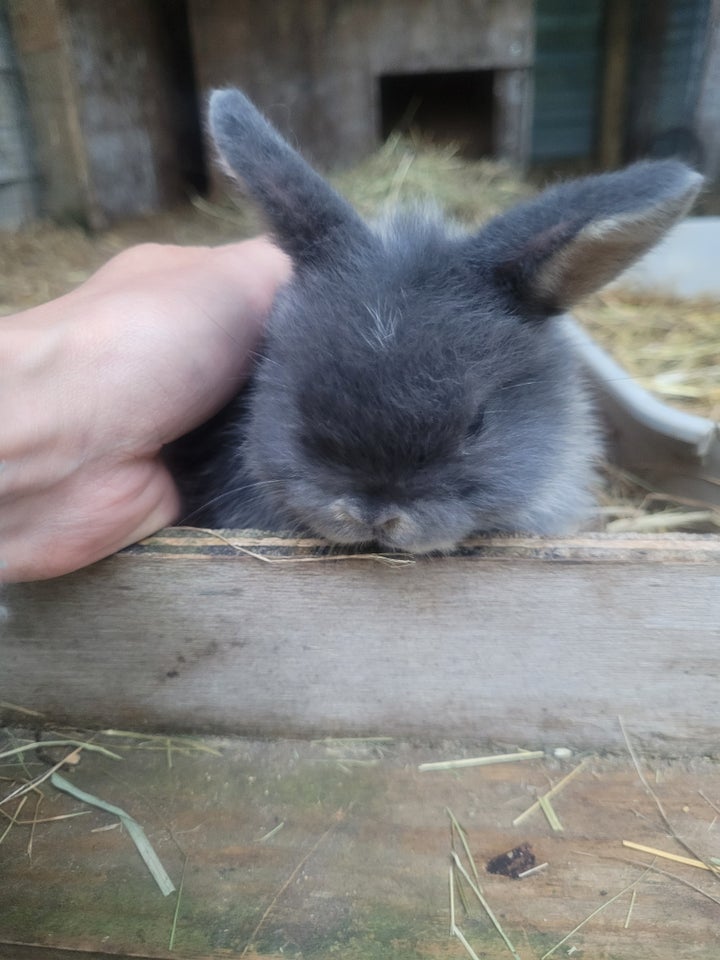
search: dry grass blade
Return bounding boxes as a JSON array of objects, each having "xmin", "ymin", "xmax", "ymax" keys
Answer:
[
  {"xmin": 698, "ymin": 790, "xmax": 720, "ymax": 816},
  {"xmin": 27, "ymin": 792, "xmax": 42, "ymax": 858},
  {"xmin": 100, "ymin": 730, "xmax": 224, "ymax": 757},
  {"xmin": 452, "ymin": 922, "xmax": 483, "ymax": 960},
  {"xmin": 1, "ymin": 747, "xmax": 84, "ymax": 806},
  {"xmin": 0, "ymin": 795, "xmax": 28, "ymax": 845},
  {"xmin": 420, "ymin": 750, "xmax": 544, "ymax": 772},
  {"xmin": 189, "ymin": 193, "xmax": 252, "ymax": 227},
  {"xmin": 446, "ymin": 807, "xmax": 481, "ymax": 885},
  {"xmin": 618, "ymin": 856, "xmax": 720, "ymax": 906},
  {"xmin": 513, "ymin": 758, "xmax": 589, "ymax": 826},
  {"xmin": 331, "ymin": 134, "xmax": 532, "ymax": 225},
  {"xmin": 540, "ymin": 865, "xmax": 654, "ymax": 959},
  {"xmin": 240, "ymin": 812, "xmax": 343, "ymax": 957},
  {"xmin": 0, "ymin": 739, "xmax": 122, "ymax": 762},
  {"xmin": 50, "ymin": 772, "xmax": 175, "ymax": 896},
  {"xmin": 191, "ymin": 528, "xmax": 415, "ymax": 566},
  {"xmin": 256, "ymin": 822, "xmax": 284, "ymax": 843},
  {"xmin": 449, "ymin": 862, "xmax": 456, "ymax": 935},
  {"xmin": 168, "ymin": 854, "xmax": 188, "ymax": 951},
  {"xmin": 0, "ymin": 701, "xmax": 45, "ymax": 718},
  {"xmin": 447, "ymin": 808, "xmax": 524, "ymax": 957},
  {"xmin": 0, "ymin": 809, "xmax": 89, "ymax": 825},
  {"xmin": 538, "ymin": 793, "xmax": 563, "ymax": 832},
  {"xmin": 451, "ymin": 851, "xmax": 523, "ymax": 960},
  {"xmin": 618, "ymin": 716, "xmax": 720, "ymax": 878},
  {"xmin": 607, "ymin": 510, "xmax": 719, "ymax": 533},
  {"xmin": 622, "ymin": 840, "xmax": 714, "ymax": 871},
  {"xmin": 624, "ymin": 889, "xmax": 637, "ymax": 929}
]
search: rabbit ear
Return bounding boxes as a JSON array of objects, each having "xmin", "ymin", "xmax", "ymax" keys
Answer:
[
  {"xmin": 209, "ymin": 89, "xmax": 372, "ymax": 266},
  {"xmin": 474, "ymin": 160, "xmax": 703, "ymax": 314}
]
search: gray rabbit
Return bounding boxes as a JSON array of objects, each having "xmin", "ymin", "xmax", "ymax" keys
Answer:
[{"xmin": 169, "ymin": 89, "xmax": 703, "ymax": 553}]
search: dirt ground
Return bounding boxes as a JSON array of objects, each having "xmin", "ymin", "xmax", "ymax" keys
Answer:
[
  {"xmin": 0, "ymin": 203, "xmax": 257, "ymax": 316},
  {"xmin": 2, "ymin": 731, "xmax": 720, "ymax": 960}
]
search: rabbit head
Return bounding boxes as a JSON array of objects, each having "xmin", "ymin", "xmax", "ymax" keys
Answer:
[{"xmin": 207, "ymin": 89, "xmax": 703, "ymax": 552}]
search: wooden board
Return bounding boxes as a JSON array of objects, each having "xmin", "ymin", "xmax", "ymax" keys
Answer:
[
  {"xmin": 8, "ymin": 0, "xmax": 189, "ymax": 226},
  {"xmin": 1, "ymin": 738, "xmax": 720, "ymax": 960},
  {"xmin": 3, "ymin": 530, "xmax": 720, "ymax": 753},
  {"xmin": 188, "ymin": 0, "xmax": 534, "ymax": 170}
]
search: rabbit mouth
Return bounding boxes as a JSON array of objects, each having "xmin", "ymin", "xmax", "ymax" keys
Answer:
[
  {"xmin": 312, "ymin": 526, "xmax": 463, "ymax": 555},
  {"xmin": 296, "ymin": 505, "xmax": 468, "ymax": 555}
]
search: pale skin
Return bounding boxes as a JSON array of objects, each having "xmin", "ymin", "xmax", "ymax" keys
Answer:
[{"xmin": 0, "ymin": 238, "xmax": 291, "ymax": 583}]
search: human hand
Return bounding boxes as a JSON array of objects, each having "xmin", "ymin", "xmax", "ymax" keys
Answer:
[{"xmin": 0, "ymin": 238, "xmax": 291, "ymax": 582}]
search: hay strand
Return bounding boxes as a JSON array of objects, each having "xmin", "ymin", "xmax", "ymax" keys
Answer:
[
  {"xmin": 420, "ymin": 750, "xmax": 544, "ymax": 772},
  {"xmin": 240, "ymin": 813, "xmax": 342, "ymax": 957},
  {"xmin": 452, "ymin": 922, "xmax": 483, "ymax": 960},
  {"xmin": 619, "ymin": 716, "xmax": 720, "ymax": 877},
  {"xmin": 619, "ymin": 856, "xmax": 720, "ymax": 906},
  {"xmin": 623, "ymin": 889, "xmax": 637, "ymax": 929},
  {"xmin": 538, "ymin": 793, "xmax": 563, "ymax": 832},
  {"xmin": 0, "ymin": 795, "xmax": 28, "ymax": 846},
  {"xmin": 50, "ymin": 773, "xmax": 175, "ymax": 896},
  {"xmin": 513, "ymin": 758, "xmax": 589, "ymax": 826},
  {"xmin": 622, "ymin": 840, "xmax": 714, "ymax": 872},
  {"xmin": 451, "ymin": 851, "xmax": 523, "ymax": 960},
  {"xmin": 187, "ymin": 528, "xmax": 416, "ymax": 566},
  {"xmin": 540, "ymin": 866, "xmax": 653, "ymax": 960},
  {"xmin": 0, "ymin": 701, "xmax": 45, "ymax": 718},
  {"xmin": 446, "ymin": 807, "xmax": 481, "ymax": 886},
  {"xmin": 168, "ymin": 854, "xmax": 188, "ymax": 950},
  {"xmin": 0, "ymin": 740, "xmax": 122, "ymax": 762},
  {"xmin": 256, "ymin": 822, "xmax": 285, "ymax": 843},
  {"xmin": 1, "ymin": 747, "xmax": 84, "ymax": 805}
]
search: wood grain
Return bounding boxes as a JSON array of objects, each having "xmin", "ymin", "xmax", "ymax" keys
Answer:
[
  {"xmin": 3, "ymin": 531, "xmax": 720, "ymax": 753},
  {"xmin": 189, "ymin": 0, "xmax": 534, "ymax": 170}
]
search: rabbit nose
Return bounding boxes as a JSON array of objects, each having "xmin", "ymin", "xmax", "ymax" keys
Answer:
[
  {"xmin": 330, "ymin": 499, "xmax": 366, "ymax": 527},
  {"xmin": 373, "ymin": 513, "xmax": 402, "ymax": 536}
]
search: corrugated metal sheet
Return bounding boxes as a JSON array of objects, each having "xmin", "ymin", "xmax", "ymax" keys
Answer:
[
  {"xmin": 0, "ymin": 1, "xmax": 38, "ymax": 229},
  {"xmin": 531, "ymin": 0, "xmax": 604, "ymax": 161},
  {"xmin": 627, "ymin": 0, "xmax": 711, "ymax": 163},
  {"xmin": 650, "ymin": 0, "xmax": 710, "ymax": 121},
  {"xmin": 532, "ymin": 0, "xmax": 712, "ymax": 166}
]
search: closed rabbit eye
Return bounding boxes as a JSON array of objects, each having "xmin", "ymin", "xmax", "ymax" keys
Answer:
[{"xmin": 465, "ymin": 407, "xmax": 486, "ymax": 438}]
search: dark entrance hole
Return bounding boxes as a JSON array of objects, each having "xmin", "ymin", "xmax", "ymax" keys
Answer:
[{"xmin": 379, "ymin": 70, "xmax": 495, "ymax": 158}]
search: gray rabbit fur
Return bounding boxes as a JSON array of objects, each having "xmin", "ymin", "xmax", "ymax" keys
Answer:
[{"xmin": 169, "ymin": 89, "xmax": 703, "ymax": 553}]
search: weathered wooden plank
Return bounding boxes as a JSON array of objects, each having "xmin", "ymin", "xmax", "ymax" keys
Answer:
[
  {"xmin": 1, "ymin": 743, "xmax": 719, "ymax": 960},
  {"xmin": 2, "ymin": 531, "xmax": 720, "ymax": 753},
  {"xmin": 598, "ymin": 0, "xmax": 633, "ymax": 170},
  {"xmin": 189, "ymin": 0, "xmax": 534, "ymax": 169},
  {"xmin": 493, "ymin": 68, "xmax": 533, "ymax": 170},
  {"xmin": 0, "ymin": 944, "xmax": 180, "ymax": 960},
  {"xmin": 8, "ymin": 0, "xmax": 189, "ymax": 226},
  {"xmin": 697, "ymin": 0, "xmax": 720, "ymax": 183}
]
